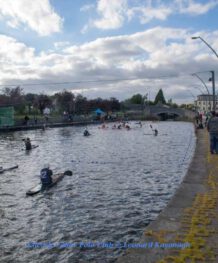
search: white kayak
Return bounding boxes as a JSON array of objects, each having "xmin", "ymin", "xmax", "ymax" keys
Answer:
[{"xmin": 26, "ymin": 170, "xmax": 72, "ymax": 196}]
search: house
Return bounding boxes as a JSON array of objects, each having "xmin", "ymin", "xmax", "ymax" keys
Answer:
[{"xmin": 195, "ymin": 94, "xmax": 218, "ymax": 113}]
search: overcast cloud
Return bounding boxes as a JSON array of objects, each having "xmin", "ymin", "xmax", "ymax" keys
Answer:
[
  {"xmin": 0, "ymin": 0, "xmax": 217, "ymax": 104},
  {"xmin": 0, "ymin": 0, "xmax": 63, "ymax": 36}
]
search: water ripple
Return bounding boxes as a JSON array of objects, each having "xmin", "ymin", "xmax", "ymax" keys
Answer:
[{"xmin": 0, "ymin": 121, "xmax": 195, "ymax": 262}]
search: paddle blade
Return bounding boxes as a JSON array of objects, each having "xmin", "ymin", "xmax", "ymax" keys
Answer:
[{"xmin": 64, "ymin": 170, "xmax": 73, "ymax": 176}]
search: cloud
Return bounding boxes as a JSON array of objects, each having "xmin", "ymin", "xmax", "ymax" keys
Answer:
[
  {"xmin": 0, "ymin": 35, "xmax": 35, "ymax": 63},
  {"xmin": 91, "ymin": 0, "xmax": 128, "ymax": 30},
  {"xmin": 54, "ymin": 41, "xmax": 71, "ymax": 49},
  {"xmin": 82, "ymin": 0, "xmax": 128, "ymax": 30},
  {"xmin": 175, "ymin": 0, "xmax": 218, "ymax": 15},
  {"xmin": 81, "ymin": 24, "xmax": 90, "ymax": 34},
  {"xmin": 127, "ymin": 0, "xmax": 218, "ymax": 24},
  {"xmin": 127, "ymin": 3, "xmax": 173, "ymax": 24},
  {"xmin": 0, "ymin": 27, "xmax": 217, "ymax": 103},
  {"xmin": 80, "ymin": 4, "xmax": 95, "ymax": 12},
  {"xmin": 82, "ymin": 0, "xmax": 218, "ymax": 31},
  {"xmin": 0, "ymin": 0, "xmax": 63, "ymax": 36}
]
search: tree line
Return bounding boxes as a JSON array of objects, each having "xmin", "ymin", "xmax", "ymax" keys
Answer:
[{"xmin": 0, "ymin": 86, "xmax": 183, "ymax": 115}]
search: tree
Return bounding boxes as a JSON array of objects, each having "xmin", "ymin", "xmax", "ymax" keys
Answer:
[
  {"xmin": 3, "ymin": 86, "xmax": 23, "ymax": 97},
  {"xmin": 154, "ymin": 89, "xmax": 166, "ymax": 105},
  {"xmin": 130, "ymin": 93, "xmax": 143, "ymax": 104},
  {"xmin": 2, "ymin": 86, "xmax": 25, "ymax": 113},
  {"xmin": 54, "ymin": 90, "xmax": 75, "ymax": 113},
  {"xmin": 109, "ymin": 97, "xmax": 120, "ymax": 111},
  {"xmin": 25, "ymin": 93, "xmax": 38, "ymax": 114},
  {"xmin": 171, "ymin": 103, "xmax": 178, "ymax": 108},
  {"xmin": 36, "ymin": 94, "xmax": 52, "ymax": 114},
  {"xmin": 180, "ymin": 104, "xmax": 187, "ymax": 109},
  {"xmin": 75, "ymin": 94, "xmax": 88, "ymax": 114}
]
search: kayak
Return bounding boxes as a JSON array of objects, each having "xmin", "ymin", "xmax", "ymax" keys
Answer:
[
  {"xmin": 26, "ymin": 170, "xmax": 72, "ymax": 196},
  {"xmin": 27, "ymin": 145, "xmax": 39, "ymax": 151},
  {"xmin": 23, "ymin": 145, "xmax": 39, "ymax": 151},
  {"xmin": 32, "ymin": 145, "xmax": 39, "ymax": 149},
  {"xmin": 0, "ymin": 165, "xmax": 18, "ymax": 174}
]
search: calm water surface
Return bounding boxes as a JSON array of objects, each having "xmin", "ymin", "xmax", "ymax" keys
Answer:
[{"xmin": 0, "ymin": 121, "xmax": 195, "ymax": 263}]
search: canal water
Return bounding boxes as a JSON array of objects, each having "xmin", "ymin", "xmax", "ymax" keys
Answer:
[{"xmin": 0, "ymin": 121, "xmax": 195, "ymax": 263}]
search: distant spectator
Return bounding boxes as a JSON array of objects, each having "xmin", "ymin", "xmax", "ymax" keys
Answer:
[
  {"xmin": 199, "ymin": 113, "xmax": 203, "ymax": 123},
  {"xmin": 68, "ymin": 114, "xmax": 73, "ymax": 121},
  {"xmin": 45, "ymin": 115, "xmax": 49, "ymax": 123},
  {"xmin": 195, "ymin": 113, "xmax": 199, "ymax": 125},
  {"xmin": 23, "ymin": 115, "xmax": 29, "ymax": 125},
  {"xmin": 205, "ymin": 113, "xmax": 210, "ymax": 127},
  {"xmin": 196, "ymin": 112, "xmax": 204, "ymax": 129},
  {"xmin": 34, "ymin": 116, "xmax": 38, "ymax": 124},
  {"xmin": 207, "ymin": 111, "xmax": 218, "ymax": 154},
  {"xmin": 63, "ymin": 111, "xmax": 68, "ymax": 121}
]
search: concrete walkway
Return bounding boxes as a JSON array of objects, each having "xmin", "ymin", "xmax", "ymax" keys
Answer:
[{"xmin": 117, "ymin": 129, "xmax": 218, "ymax": 263}]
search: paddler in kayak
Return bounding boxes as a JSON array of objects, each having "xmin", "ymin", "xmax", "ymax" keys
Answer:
[
  {"xmin": 23, "ymin": 137, "xmax": 32, "ymax": 150},
  {"xmin": 125, "ymin": 124, "xmax": 131, "ymax": 130},
  {"xmin": 138, "ymin": 121, "xmax": 142, "ymax": 128},
  {"xmin": 40, "ymin": 164, "xmax": 53, "ymax": 189},
  {"xmin": 154, "ymin": 129, "xmax": 158, "ymax": 136},
  {"xmin": 83, "ymin": 128, "xmax": 90, "ymax": 136}
]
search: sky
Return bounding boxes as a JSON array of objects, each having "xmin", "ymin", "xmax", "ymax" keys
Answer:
[{"xmin": 0, "ymin": 0, "xmax": 218, "ymax": 104}]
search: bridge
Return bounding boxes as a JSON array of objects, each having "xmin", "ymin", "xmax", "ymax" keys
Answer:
[{"xmin": 144, "ymin": 105, "xmax": 195, "ymax": 120}]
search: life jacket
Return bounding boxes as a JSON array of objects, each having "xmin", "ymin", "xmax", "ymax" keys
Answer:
[
  {"xmin": 25, "ymin": 141, "xmax": 32, "ymax": 150},
  {"xmin": 84, "ymin": 130, "xmax": 89, "ymax": 136},
  {"xmin": 40, "ymin": 168, "xmax": 53, "ymax": 185}
]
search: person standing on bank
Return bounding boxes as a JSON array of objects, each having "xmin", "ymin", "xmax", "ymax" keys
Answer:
[{"xmin": 207, "ymin": 111, "xmax": 218, "ymax": 154}]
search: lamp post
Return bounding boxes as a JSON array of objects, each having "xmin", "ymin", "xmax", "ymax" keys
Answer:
[
  {"xmin": 192, "ymin": 73, "xmax": 211, "ymax": 110},
  {"xmin": 209, "ymin": 70, "xmax": 216, "ymax": 111},
  {"xmin": 192, "ymin": 36, "xmax": 217, "ymax": 111},
  {"xmin": 191, "ymin": 73, "xmax": 210, "ymax": 94},
  {"xmin": 193, "ymin": 86, "xmax": 205, "ymax": 94},
  {"xmin": 191, "ymin": 36, "xmax": 218, "ymax": 58}
]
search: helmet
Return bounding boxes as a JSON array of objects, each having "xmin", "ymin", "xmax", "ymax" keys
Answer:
[{"xmin": 44, "ymin": 164, "xmax": 50, "ymax": 169}]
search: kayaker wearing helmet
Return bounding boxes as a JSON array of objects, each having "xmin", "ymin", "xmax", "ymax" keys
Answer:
[
  {"xmin": 84, "ymin": 128, "xmax": 90, "ymax": 136},
  {"xmin": 23, "ymin": 137, "xmax": 32, "ymax": 150},
  {"xmin": 40, "ymin": 164, "xmax": 53, "ymax": 189}
]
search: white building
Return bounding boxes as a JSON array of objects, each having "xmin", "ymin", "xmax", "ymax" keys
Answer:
[{"xmin": 195, "ymin": 94, "xmax": 218, "ymax": 113}]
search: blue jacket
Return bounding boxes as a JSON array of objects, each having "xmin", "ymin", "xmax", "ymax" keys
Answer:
[{"xmin": 40, "ymin": 168, "xmax": 53, "ymax": 185}]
